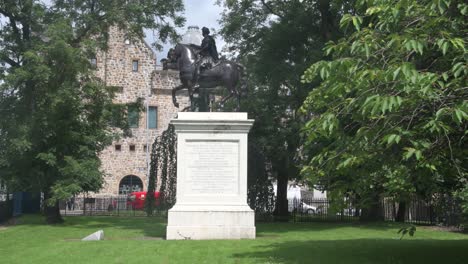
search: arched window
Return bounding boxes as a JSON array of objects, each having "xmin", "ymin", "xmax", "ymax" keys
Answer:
[{"xmin": 119, "ymin": 175, "xmax": 143, "ymax": 195}]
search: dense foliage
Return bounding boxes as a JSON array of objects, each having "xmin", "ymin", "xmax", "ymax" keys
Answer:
[
  {"xmin": 247, "ymin": 143, "xmax": 276, "ymax": 218},
  {"xmin": 218, "ymin": 0, "xmax": 345, "ymax": 217},
  {"xmin": 301, "ymin": 0, "xmax": 467, "ymax": 216},
  {"xmin": 0, "ymin": 0, "xmax": 184, "ymax": 223}
]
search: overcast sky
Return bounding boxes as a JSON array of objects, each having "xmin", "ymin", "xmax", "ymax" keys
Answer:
[{"xmin": 146, "ymin": 0, "xmax": 225, "ymax": 65}]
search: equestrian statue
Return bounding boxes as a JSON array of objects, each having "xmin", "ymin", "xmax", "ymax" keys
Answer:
[
  {"xmin": 161, "ymin": 48, "xmax": 178, "ymax": 70},
  {"xmin": 169, "ymin": 27, "xmax": 247, "ymax": 111}
]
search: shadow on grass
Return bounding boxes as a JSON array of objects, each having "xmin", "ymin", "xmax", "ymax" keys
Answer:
[
  {"xmin": 232, "ymin": 239, "xmax": 468, "ymax": 264},
  {"xmin": 256, "ymin": 221, "xmax": 406, "ymax": 235}
]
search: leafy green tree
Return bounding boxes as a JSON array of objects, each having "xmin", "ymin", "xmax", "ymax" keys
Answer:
[
  {"xmin": 0, "ymin": 0, "xmax": 184, "ymax": 223},
  {"xmin": 218, "ymin": 0, "xmax": 346, "ymax": 218},
  {"xmin": 301, "ymin": 0, "xmax": 467, "ymax": 220}
]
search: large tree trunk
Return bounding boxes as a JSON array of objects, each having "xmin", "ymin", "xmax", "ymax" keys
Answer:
[
  {"xmin": 395, "ymin": 201, "xmax": 407, "ymax": 222},
  {"xmin": 274, "ymin": 169, "xmax": 289, "ymax": 221},
  {"xmin": 5, "ymin": 186, "xmax": 13, "ymax": 220},
  {"xmin": 43, "ymin": 188, "xmax": 63, "ymax": 224},
  {"xmin": 360, "ymin": 194, "xmax": 384, "ymax": 222},
  {"xmin": 317, "ymin": 0, "xmax": 336, "ymax": 41},
  {"xmin": 273, "ymin": 156, "xmax": 290, "ymax": 221}
]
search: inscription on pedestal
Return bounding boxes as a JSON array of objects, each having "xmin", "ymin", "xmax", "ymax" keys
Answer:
[{"xmin": 185, "ymin": 140, "xmax": 239, "ymax": 195}]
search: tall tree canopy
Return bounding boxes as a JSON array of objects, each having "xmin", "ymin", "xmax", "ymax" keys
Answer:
[
  {"xmin": 0, "ymin": 0, "xmax": 184, "ymax": 223},
  {"xmin": 218, "ymin": 0, "xmax": 347, "ymax": 217},
  {"xmin": 301, "ymin": 0, "xmax": 467, "ymax": 218}
]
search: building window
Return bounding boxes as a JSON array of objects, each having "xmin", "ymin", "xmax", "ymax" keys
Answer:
[
  {"xmin": 143, "ymin": 145, "xmax": 148, "ymax": 152},
  {"xmin": 115, "ymin": 144, "xmax": 121, "ymax": 151},
  {"xmin": 119, "ymin": 175, "xmax": 143, "ymax": 195},
  {"xmin": 132, "ymin": 60, "xmax": 139, "ymax": 72},
  {"xmin": 148, "ymin": 106, "xmax": 157, "ymax": 129},
  {"xmin": 127, "ymin": 105, "xmax": 139, "ymax": 128},
  {"xmin": 129, "ymin": 145, "xmax": 136, "ymax": 151},
  {"xmin": 90, "ymin": 57, "xmax": 97, "ymax": 69}
]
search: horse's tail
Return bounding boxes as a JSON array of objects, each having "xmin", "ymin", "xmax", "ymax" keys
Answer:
[{"xmin": 236, "ymin": 63, "xmax": 248, "ymax": 96}]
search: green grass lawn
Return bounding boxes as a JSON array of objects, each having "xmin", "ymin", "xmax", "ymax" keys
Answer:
[{"xmin": 0, "ymin": 215, "xmax": 467, "ymax": 264}]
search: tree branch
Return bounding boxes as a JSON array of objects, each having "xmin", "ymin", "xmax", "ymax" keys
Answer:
[
  {"xmin": 0, "ymin": 54, "xmax": 19, "ymax": 67},
  {"xmin": 0, "ymin": 7, "xmax": 25, "ymax": 49},
  {"xmin": 260, "ymin": 0, "xmax": 284, "ymax": 19},
  {"xmin": 0, "ymin": 7, "xmax": 18, "ymax": 20},
  {"xmin": 71, "ymin": 14, "xmax": 107, "ymax": 47}
]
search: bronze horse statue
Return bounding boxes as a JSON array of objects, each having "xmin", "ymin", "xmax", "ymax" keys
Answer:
[{"xmin": 171, "ymin": 43, "xmax": 247, "ymax": 111}]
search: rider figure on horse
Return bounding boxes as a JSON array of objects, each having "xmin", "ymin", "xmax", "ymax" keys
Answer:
[
  {"xmin": 191, "ymin": 27, "xmax": 219, "ymax": 74},
  {"xmin": 171, "ymin": 29, "xmax": 245, "ymax": 111}
]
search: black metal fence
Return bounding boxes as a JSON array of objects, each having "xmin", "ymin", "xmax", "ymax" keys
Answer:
[
  {"xmin": 291, "ymin": 197, "xmax": 464, "ymax": 226},
  {"xmin": 59, "ymin": 195, "xmax": 166, "ymax": 217},
  {"xmin": 382, "ymin": 198, "xmax": 434, "ymax": 224},
  {"xmin": 58, "ymin": 195, "xmax": 464, "ymax": 228},
  {"xmin": 290, "ymin": 198, "xmax": 361, "ymax": 222},
  {"xmin": 382, "ymin": 197, "xmax": 464, "ymax": 226}
]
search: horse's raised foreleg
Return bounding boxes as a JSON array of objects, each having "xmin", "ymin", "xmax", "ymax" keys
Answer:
[{"xmin": 172, "ymin": 84, "xmax": 186, "ymax": 108}]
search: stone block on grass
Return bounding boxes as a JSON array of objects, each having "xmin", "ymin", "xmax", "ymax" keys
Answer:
[{"xmin": 82, "ymin": 230, "xmax": 104, "ymax": 241}]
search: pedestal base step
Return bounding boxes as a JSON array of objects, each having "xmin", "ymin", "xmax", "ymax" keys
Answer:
[
  {"xmin": 166, "ymin": 209, "xmax": 256, "ymax": 240},
  {"xmin": 166, "ymin": 225, "xmax": 256, "ymax": 240}
]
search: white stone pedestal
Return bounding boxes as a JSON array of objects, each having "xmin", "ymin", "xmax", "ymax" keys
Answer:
[{"xmin": 166, "ymin": 112, "xmax": 256, "ymax": 240}]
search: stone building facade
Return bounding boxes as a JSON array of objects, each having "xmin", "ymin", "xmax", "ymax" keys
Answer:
[{"xmin": 94, "ymin": 27, "xmax": 189, "ymax": 196}]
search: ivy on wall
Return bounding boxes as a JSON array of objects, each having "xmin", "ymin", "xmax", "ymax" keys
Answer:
[{"xmin": 145, "ymin": 125, "xmax": 177, "ymax": 215}]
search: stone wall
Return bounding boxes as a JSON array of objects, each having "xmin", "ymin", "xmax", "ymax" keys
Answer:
[{"xmin": 96, "ymin": 27, "xmax": 189, "ymax": 196}]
